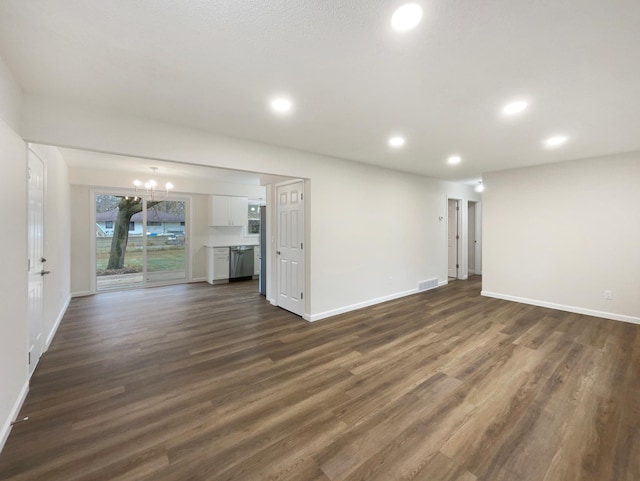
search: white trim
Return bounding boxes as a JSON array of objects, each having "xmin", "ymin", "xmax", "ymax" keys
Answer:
[
  {"xmin": 45, "ymin": 294, "xmax": 71, "ymax": 349},
  {"xmin": 89, "ymin": 188, "xmax": 97, "ymax": 294},
  {"xmin": 0, "ymin": 380, "xmax": 29, "ymax": 454},
  {"xmin": 190, "ymin": 277, "xmax": 207, "ymax": 283},
  {"xmin": 481, "ymin": 291, "xmax": 640, "ymax": 325},
  {"xmin": 438, "ymin": 279, "xmax": 448, "ymax": 287},
  {"xmin": 71, "ymin": 290, "xmax": 93, "ymax": 298},
  {"xmin": 274, "ymin": 178, "xmax": 306, "ymax": 188},
  {"xmin": 307, "ymin": 288, "xmax": 419, "ymax": 322}
]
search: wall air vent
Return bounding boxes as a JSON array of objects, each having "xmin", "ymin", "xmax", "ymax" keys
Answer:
[{"xmin": 418, "ymin": 278, "xmax": 439, "ymax": 292}]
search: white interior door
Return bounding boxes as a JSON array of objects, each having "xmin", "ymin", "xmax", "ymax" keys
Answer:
[
  {"xmin": 474, "ymin": 201, "xmax": 482, "ymax": 275},
  {"xmin": 276, "ymin": 181, "xmax": 304, "ymax": 316},
  {"xmin": 468, "ymin": 202, "xmax": 476, "ymax": 274},
  {"xmin": 27, "ymin": 149, "xmax": 45, "ymax": 376},
  {"xmin": 447, "ymin": 199, "xmax": 458, "ymax": 278}
]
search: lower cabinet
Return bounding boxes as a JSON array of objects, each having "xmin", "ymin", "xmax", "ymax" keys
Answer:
[{"xmin": 207, "ymin": 247, "xmax": 230, "ymax": 284}]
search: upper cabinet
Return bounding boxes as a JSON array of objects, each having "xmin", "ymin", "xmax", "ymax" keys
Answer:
[{"xmin": 210, "ymin": 196, "xmax": 248, "ymax": 227}]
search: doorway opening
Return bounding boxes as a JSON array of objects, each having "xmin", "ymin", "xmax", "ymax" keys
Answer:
[{"xmin": 95, "ymin": 193, "xmax": 188, "ymax": 291}]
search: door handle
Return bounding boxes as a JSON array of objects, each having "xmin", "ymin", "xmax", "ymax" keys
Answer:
[
  {"xmin": 277, "ymin": 251, "xmax": 281, "ymax": 255},
  {"xmin": 40, "ymin": 270, "xmax": 51, "ymax": 276},
  {"xmin": 41, "ymin": 257, "xmax": 47, "ymax": 263}
]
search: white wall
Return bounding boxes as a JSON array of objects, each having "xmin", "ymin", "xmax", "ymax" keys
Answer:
[
  {"xmin": 30, "ymin": 144, "xmax": 71, "ymax": 345},
  {"xmin": 306, "ymin": 166, "xmax": 480, "ymax": 319},
  {"xmin": 0, "ymin": 56, "xmax": 22, "ymax": 132},
  {"xmin": 23, "ymin": 96, "xmax": 481, "ymax": 319},
  {"xmin": 482, "ymin": 152, "xmax": 640, "ymax": 323},
  {"xmin": 69, "ymin": 186, "xmax": 92, "ymax": 295},
  {"xmin": 0, "ymin": 59, "xmax": 27, "ymax": 452},
  {"xmin": 190, "ymin": 194, "xmax": 209, "ymax": 281}
]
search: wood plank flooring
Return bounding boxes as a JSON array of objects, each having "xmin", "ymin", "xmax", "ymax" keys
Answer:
[{"xmin": 1, "ymin": 277, "xmax": 639, "ymax": 481}]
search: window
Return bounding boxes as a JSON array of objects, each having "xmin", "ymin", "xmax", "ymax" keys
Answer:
[
  {"xmin": 129, "ymin": 221, "xmax": 135, "ymax": 231},
  {"xmin": 105, "ymin": 221, "xmax": 113, "ymax": 229},
  {"xmin": 248, "ymin": 202, "xmax": 260, "ymax": 235},
  {"xmin": 147, "ymin": 222, "xmax": 161, "ymax": 226}
]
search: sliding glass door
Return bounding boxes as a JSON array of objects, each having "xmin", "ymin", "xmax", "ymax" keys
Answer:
[
  {"xmin": 145, "ymin": 199, "xmax": 187, "ymax": 284},
  {"xmin": 95, "ymin": 193, "xmax": 187, "ymax": 291}
]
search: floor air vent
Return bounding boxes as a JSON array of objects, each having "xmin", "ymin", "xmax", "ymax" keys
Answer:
[{"xmin": 418, "ymin": 278, "xmax": 439, "ymax": 291}]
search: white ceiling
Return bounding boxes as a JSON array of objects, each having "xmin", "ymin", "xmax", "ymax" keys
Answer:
[{"xmin": 2, "ymin": 0, "xmax": 640, "ymax": 182}]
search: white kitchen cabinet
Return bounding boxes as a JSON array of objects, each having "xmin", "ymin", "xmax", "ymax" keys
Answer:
[
  {"xmin": 207, "ymin": 247, "xmax": 230, "ymax": 283},
  {"xmin": 228, "ymin": 197, "xmax": 248, "ymax": 227},
  {"xmin": 210, "ymin": 196, "xmax": 248, "ymax": 227}
]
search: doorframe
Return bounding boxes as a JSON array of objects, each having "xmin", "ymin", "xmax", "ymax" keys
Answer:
[
  {"xmin": 446, "ymin": 195, "xmax": 466, "ymax": 281},
  {"xmin": 272, "ymin": 178, "xmax": 308, "ymax": 318}
]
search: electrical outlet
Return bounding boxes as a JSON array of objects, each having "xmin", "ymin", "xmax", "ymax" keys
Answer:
[{"xmin": 604, "ymin": 290, "xmax": 613, "ymax": 300}]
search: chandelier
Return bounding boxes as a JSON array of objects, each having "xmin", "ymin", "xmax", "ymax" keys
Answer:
[{"xmin": 132, "ymin": 167, "xmax": 173, "ymax": 201}]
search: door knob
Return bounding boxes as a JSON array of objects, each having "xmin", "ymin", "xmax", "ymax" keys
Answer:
[
  {"xmin": 40, "ymin": 270, "xmax": 51, "ymax": 276},
  {"xmin": 41, "ymin": 257, "xmax": 47, "ymax": 263}
]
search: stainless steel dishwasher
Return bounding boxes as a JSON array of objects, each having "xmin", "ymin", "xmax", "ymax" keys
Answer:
[{"xmin": 229, "ymin": 246, "xmax": 254, "ymax": 281}]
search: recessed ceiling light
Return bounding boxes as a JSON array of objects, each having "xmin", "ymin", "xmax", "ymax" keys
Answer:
[
  {"xmin": 447, "ymin": 155, "xmax": 462, "ymax": 165},
  {"xmin": 544, "ymin": 135, "xmax": 568, "ymax": 148},
  {"xmin": 389, "ymin": 136, "xmax": 406, "ymax": 148},
  {"xmin": 391, "ymin": 4, "xmax": 423, "ymax": 32},
  {"xmin": 271, "ymin": 98, "xmax": 292, "ymax": 113},
  {"xmin": 502, "ymin": 101, "xmax": 528, "ymax": 116}
]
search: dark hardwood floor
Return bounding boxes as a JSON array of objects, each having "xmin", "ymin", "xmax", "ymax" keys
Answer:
[{"xmin": 1, "ymin": 277, "xmax": 638, "ymax": 481}]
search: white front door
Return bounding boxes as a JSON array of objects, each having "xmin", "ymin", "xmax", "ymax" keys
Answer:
[
  {"xmin": 447, "ymin": 199, "xmax": 458, "ymax": 278},
  {"xmin": 276, "ymin": 181, "xmax": 305, "ymax": 316},
  {"xmin": 27, "ymin": 149, "xmax": 45, "ymax": 376}
]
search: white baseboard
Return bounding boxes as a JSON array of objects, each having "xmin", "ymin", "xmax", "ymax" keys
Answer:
[
  {"xmin": 190, "ymin": 277, "xmax": 207, "ymax": 283},
  {"xmin": 71, "ymin": 290, "xmax": 93, "ymax": 298},
  {"xmin": 438, "ymin": 279, "xmax": 448, "ymax": 287},
  {"xmin": 307, "ymin": 288, "xmax": 419, "ymax": 322},
  {"xmin": 0, "ymin": 380, "xmax": 29, "ymax": 454},
  {"xmin": 481, "ymin": 291, "xmax": 640, "ymax": 325},
  {"xmin": 46, "ymin": 295, "xmax": 71, "ymax": 349}
]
